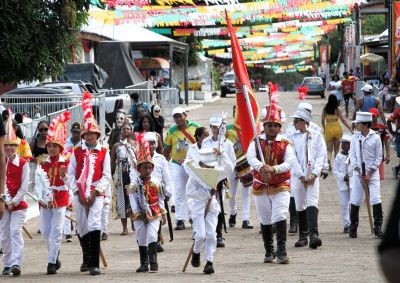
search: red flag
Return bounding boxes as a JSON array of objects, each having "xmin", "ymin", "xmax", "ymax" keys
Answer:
[{"xmin": 225, "ymin": 11, "xmax": 260, "ymax": 152}]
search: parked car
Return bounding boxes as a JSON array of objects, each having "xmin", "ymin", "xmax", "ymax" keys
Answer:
[
  {"xmin": 300, "ymin": 77, "xmax": 325, "ymax": 98},
  {"xmin": 221, "ymin": 71, "xmax": 236, "ymax": 97}
]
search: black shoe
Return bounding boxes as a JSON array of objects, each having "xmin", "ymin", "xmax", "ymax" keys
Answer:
[
  {"xmin": 11, "ymin": 265, "xmax": 21, "ymax": 276},
  {"xmin": 2, "ymin": 267, "xmax": 11, "ymax": 275},
  {"xmin": 80, "ymin": 264, "xmax": 89, "ymax": 272},
  {"xmin": 171, "ymin": 205, "xmax": 175, "ymax": 213},
  {"xmin": 229, "ymin": 214, "xmax": 236, "ymax": 228},
  {"xmin": 66, "ymin": 235, "xmax": 72, "ymax": 242},
  {"xmin": 89, "ymin": 267, "xmax": 101, "ymax": 276},
  {"xmin": 148, "ymin": 242, "xmax": 158, "ymax": 272},
  {"xmin": 175, "ymin": 220, "xmax": 185, "ymax": 230},
  {"xmin": 47, "ymin": 263, "xmax": 57, "ymax": 275},
  {"xmin": 136, "ymin": 246, "xmax": 149, "ymax": 273},
  {"xmin": 216, "ymin": 237, "xmax": 225, "ymax": 248},
  {"xmin": 101, "ymin": 233, "xmax": 108, "ymax": 241},
  {"xmin": 203, "ymin": 261, "xmax": 214, "ymax": 274},
  {"xmin": 343, "ymin": 226, "xmax": 350, "ymax": 234},
  {"xmin": 295, "ymin": 210, "xmax": 308, "ymax": 247},
  {"xmin": 157, "ymin": 242, "xmax": 164, "ymax": 253},
  {"xmin": 191, "ymin": 252, "xmax": 201, "ymax": 267},
  {"xmin": 260, "ymin": 224, "xmax": 275, "ymax": 263},
  {"xmin": 242, "ymin": 220, "xmax": 253, "ymax": 229}
]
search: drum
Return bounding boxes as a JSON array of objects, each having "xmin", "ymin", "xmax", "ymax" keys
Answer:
[{"xmin": 235, "ymin": 155, "xmax": 253, "ymax": 187}]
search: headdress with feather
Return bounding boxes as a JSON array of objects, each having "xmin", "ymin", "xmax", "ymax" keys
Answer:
[
  {"xmin": 81, "ymin": 91, "xmax": 101, "ymax": 138},
  {"xmin": 46, "ymin": 111, "xmax": 71, "ymax": 149}
]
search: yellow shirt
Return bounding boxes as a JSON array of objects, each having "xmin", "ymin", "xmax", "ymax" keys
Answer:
[
  {"xmin": 164, "ymin": 121, "xmax": 200, "ymax": 165},
  {"xmin": 225, "ymin": 124, "xmax": 243, "ymax": 159},
  {"xmin": 16, "ymin": 138, "xmax": 33, "ymax": 160}
]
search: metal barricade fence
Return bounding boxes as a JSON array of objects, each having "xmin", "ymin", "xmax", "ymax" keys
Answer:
[{"xmin": 2, "ymin": 93, "xmax": 106, "ymax": 141}]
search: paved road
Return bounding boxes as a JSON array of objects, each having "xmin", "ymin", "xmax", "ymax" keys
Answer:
[{"xmin": 3, "ymin": 92, "xmax": 396, "ymax": 282}]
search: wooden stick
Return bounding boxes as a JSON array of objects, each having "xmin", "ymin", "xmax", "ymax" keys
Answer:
[
  {"xmin": 362, "ymin": 182, "xmax": 375, "ymax": 234},
  {"xmin": 22, "ymin": 226, "xmax": 33, "ymax": 239},
  {"xmin": 182, "ymin": 197, "xmax": 213, "ymax": 273},
  {"xmin": 160, "ymin": 230, "xmax": 165, "ymax": 245}
]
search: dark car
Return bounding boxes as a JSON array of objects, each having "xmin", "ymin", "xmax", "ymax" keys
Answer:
[
  {"xmin": 301, "ymin": 77, "xmax": 325, "ymax": 98},
  {"xmin": 221, "ymin": 71, "xmax": 236, "ymax": 97}
]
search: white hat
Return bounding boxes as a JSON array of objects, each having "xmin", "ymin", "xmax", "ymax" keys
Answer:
[
  {"xmin": 153, "ymin": 105, "xmax": 161, "ymax": 111},
  {"xmin": 199, "ymin": 148, "xmax": 219, "ymax": 167},
  {"xmin": 298, "ymin": 102, "xmax": 313, "ymax": 112},
  {"xmin": 209, "ymin": 115, "xmax": 222, "ymax": 127},
  {"xmin": 172, "ymin": 107, "xmax": 186, "ymax": 116},
  {"xmin": 144, "ymin": 132, "xmax": 158, "ymax": 145},
  {"xmin": 291, "ymin": 108, "xmax": 312, "ymax": 123},
  {"xmin": 352, "ymin": 111, "xmax": 372, "ymax": 123},
  {"xmin": 361, "ymin": 84, "xmax": 373, "ymax": 93},
  {"xmin": 340, "ymin": 133, "xmax": 352, "ymax": 142}
]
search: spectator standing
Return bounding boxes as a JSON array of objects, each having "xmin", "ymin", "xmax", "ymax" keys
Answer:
[
  {"xmin": 29, "ymin": 121, "xmax": 49, "ymax": 161},
  {"xmin": 129, "ymin": 93, "xmax": 151, "ymax": 130},
  {"xmin": 135, "ymin": 114, "xmax": 163, "ymax": 154},
  {"xmin": 329, "ymin": 74, "xmax": 342, "ymax": 104},
  {"xmin": 151, "ymin": 105, "xmax": 165, "ymax": 140},
  {"xmin": 353, "ymin": 84, "xmax": 385, "ymax": 124},
  {"xmin": 381, "ymin": 78, "xmax": 391, "ymax": 111},
  {"xmin": 64, "ymin": 122, "xmax": 82, "ymax": 153},
  {"xmin": 353, "ymin": 67, "xmax": 361, "ymax": 79}
]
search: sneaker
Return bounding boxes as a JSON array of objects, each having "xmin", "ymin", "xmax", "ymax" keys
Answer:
[
  {"xmin": 175, "ymin": 220, "xmax": 185, "ymax": 230},
  {"xmin": 65, "ymin": 235, "xmax": 72, "ymax": 242},
  {"xmin": 11, "ymin": 265, "xmax": 21, "ymax": 276}
]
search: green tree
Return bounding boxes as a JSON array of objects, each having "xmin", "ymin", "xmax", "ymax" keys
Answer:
[
  {"xmin": 362, "ymin": 14, "xmax": 386, "ymax": 35},
  {"xmin": 0, "ymin": 0, "xmax": 90, "ymax": 84}
]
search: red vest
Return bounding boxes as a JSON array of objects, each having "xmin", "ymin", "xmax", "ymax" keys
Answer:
[
  {"xmin": 74, "ymin": 146, "xmax": 107, "ymax": 197},
  {"xmin": 133, "ymin": 179, "xmax": 163, "ymax": 221},
  {"xmin": 6, "ymin": 157, "xmax": 28, "ymax": 211},
  {"xmin": 253, "ymin": 138, "xmax": 291, "ymax": 195},
  {"xmin": 39, "ymin": 155, "xmax": 70, "ymax": 208}
]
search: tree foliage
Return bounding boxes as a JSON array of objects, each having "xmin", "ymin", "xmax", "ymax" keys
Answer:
[
  {"xmin": 0, "ymin": 0, "xmax": 90, "ymax": 84},
  {"xmin": 362, "ymin": 14, "xmax": 386, "ymax": 35}
]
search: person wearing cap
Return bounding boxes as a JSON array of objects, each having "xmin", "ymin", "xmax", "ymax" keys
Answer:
[
  {"xmin": 0, "ymin": 111, "xmax": 30, "ymax": 276},
  {"xmin": 353, "ymin": 83, "xmax": 385, "ymax": 125},
  {"xmin": 369, "ymin": 108, "xmax": 391, "ymax": 181},
  {"xmin": 341, "ymin": 71, "xmax": 359, "ymax": 118},
  {"xmin": 287, "ymin": 108, "xmax": 327, "ymax": 250},
  {"xmin": 322, "ymin": 94, "xmax": 353, "ymax": 171},
  {"xmin": 127, "ymin": 134, "xmax": 167, "ymax": 273},
  {"xmin": 247, "ymin": 103, "xmax": 295, "ymax": 264},
  {"xmin": 349, "ymin": 111, "xmax": 383, "ymax": 239},
  {"xmin": 184, "ymin": 146, "xmax": 234, "ymax": 274},
  {"xmin": 387, "ymin": 105, "xmax": 400, "ymax": 178},
  {"xmin": 226, "ymin": 106, "xmax": 254, "ymax": 231},
  {"xmin": 64, "ymin": 122, "xmax": 82, "ymax": 153},
  {"xmin": 151, "ymin": 105, "xmax": 165, "ymax": 141},
  {"xmin": 201, "ymin": 114, "xmax": 236, "ymax": 247},
  {"xmin": 144, "ymin": 131, "xmax": 173, "ymax": 253},
  {"xmin": 36, "ymin": 112, "xmax": 71, "ymax": 275},
  {"xmin": 284, "ymin": 102, "xmax": 329, "ymax": 235},
  {"xmin": 110, "ymin": 122, "xmax": 137, "ymax": 236},
  {"xmin": 332, "ymin": 133, "xmax": 352, "ymax": 233},
  {"xmin": 163, "ymin": 107, "xmax": 200, "ymax": 230},
  {"xmin": 67, "ymin": 92, "xmax": 111, "ymax": 276}
]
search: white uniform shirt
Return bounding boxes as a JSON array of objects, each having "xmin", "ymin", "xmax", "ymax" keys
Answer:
[
  {"xmin": 5, "ymin": 155, "xmax": 30, "ymax": 205},
  {"xmin": 333, "ymin": 152, "xmax": 351, "ymax": 191},
  {"xmin": 64, "ymin": 137, "xmax": 82, "ymax": 153},
  {"xmin": 201, "ymin": 136, "xmax": 236, "ymax": 169},
  {"xmin": 186, "ymin": 143, "xmax": 201, "ymax": 163},
  {"xmin": 284, "ymin": 121, "xmax": 321, "ymax": 138},
  {"xmin": 349, "ymin": 130, "xmax": 382, "ymax": 174},
  {"xmin": 151, "ymin": 152, "xmax": 173, "ymax": 198},
  {"xmin": 287, "ymin": 129, "xmax": 327, "ymax": 178},
  {"xmin": 246, "ymin": 134, "xmax": 295, "ymax": 173}
]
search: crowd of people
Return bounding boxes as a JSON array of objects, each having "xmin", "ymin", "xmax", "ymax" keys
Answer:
[{"xmin": 0, "ymin": 80, "xmax": 398, "ymax": 278}]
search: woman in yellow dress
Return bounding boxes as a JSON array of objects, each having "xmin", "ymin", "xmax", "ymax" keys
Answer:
[{"xmin": 321, "ymin": 94, "xmax": 353, "ymax": 170}]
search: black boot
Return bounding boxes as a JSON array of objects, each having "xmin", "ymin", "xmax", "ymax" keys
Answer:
[
  {"xmin": 47, "ymin": 263, "xmax": 57, "ymax": 275},
  {"xmin": 78, "ymin": 234, "xmax": 89, "ymax": 272},
  {"xmin": 349, "ymin": 204, "xmax": 359, "ymax": 238},
  {"xmin": 148, "ymin": 242, "xmax": 158, "ymax": 272},
  {"xmin": 191, "ymin": 252, "xmax": 201, "ymax": 267},
  {"xmin": 373, "ymin": 203, "xmax": 383, "ymax": 239},
  {"xmin": 260, "ymin": 224, "xmax": 275, "ymax": 263},
  {"xmin": 203, "ymin": 261, "xmax": 214, "ymax": 274},
  {"xmin": 136, "ymin": 246, "xmax": 149, "ymax": 272},
  {"xmin": 229, "ymin": 214, "xmax": 236, "ymax": 227},
  {"xmin": 288, "ymin": 197, "xmax": 298, "ymax": 234},
  {"xmin": 275, "ymin": 220, "xmax": 289, "ymax": 264},
  {"xmin": 216, "ymin": 213, "xmax": 225, "ymax": 248},
  {"xmin": 55, "ymin": 251, "xmax": 61, "ymax": 270},
  {"xmin": 307, "ymin": 206, "xmax": 322, "ymax": 249},
  {"xmin": 157, "ymin": 222, "xmax": 164, "ymax": 252},
  {"xmin": 88, "ymin": 230, "xmax": 101, "ymax": 276},
  {"xmin": 294, "ymin": 210, "xmax": 308, "ymax": 247}
]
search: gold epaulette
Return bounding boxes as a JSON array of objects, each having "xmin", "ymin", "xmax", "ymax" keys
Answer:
[
  {"xmin": 36, "ymin": 154, "xmax": 48, "ymax": 164},
  {"xmin": 62, "ymin": 152, "xmax": 71, "ymax": 161}
]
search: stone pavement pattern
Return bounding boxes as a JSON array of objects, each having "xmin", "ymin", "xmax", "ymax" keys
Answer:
[{"xmin": 2, "ymin": 92, "xmax": 396, "ymax": 282}]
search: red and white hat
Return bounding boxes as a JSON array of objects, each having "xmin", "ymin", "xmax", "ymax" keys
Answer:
[
  {"xmin": 4, "ymin": 109, "xmax": 19, "ymax": 145},
  {"xmin": 136, "ymin": 133, "xmax": 153, "ymax": 166},
  {"xmin": 81, "ymin": 91, "xmax": 101, "ymax": 138},
  {"xmin": 46, "ymin": 112, "xmax": 71, "ymax": 149}
]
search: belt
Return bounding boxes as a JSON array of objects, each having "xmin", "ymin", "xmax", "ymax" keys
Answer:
[{"xmin": 52, "ymin": 186, "xmax": 68, "ymax": 192}]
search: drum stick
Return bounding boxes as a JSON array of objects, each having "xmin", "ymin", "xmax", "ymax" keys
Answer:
[{"xmin": 22, "ymin": 226, "xmax": 33, "ymax": 239}]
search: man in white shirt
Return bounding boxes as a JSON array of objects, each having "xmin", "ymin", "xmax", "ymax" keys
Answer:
[{"xmin": 349, "ymin": 112, "xmax": 383, "ymax": 239}]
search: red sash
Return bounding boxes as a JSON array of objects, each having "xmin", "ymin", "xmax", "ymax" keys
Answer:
[{"xmin": 180, "ymin": 128, "xmax": 195, "ymax": 144}]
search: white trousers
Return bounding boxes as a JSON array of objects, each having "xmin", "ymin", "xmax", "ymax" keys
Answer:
[
  {"xmin": 228, "ymin": 173, "xmax": 251, "ymax": 221},
  {"xmin": 0, "ymin": 209, "xmax": 27, "ymax": 267},
  {"xmin": 338, "ymin": 190, "xmax": 351, "ymax": 227},
  {"xmin": 350, "ymin": 172, "xmax": 381, "ymax": 206},
  {"xmin": 101, "ymin": 203, "xmax": 110, "ymax": 234},
  {"xmin": 40, "ymin": 206, "xmax": 66, "ymax": 264},
  {"xmin": 170, "ymin": 163, "xmax": 189, "ymax": 222},
  {"xmin": 63, "ymin": 210, "xmax": 72, "ymax": 236},
  {"xmin": 190, "ymin": 197, "xmax": 219, "ymax": 262},
  {"xmin": 254, "ymin": 191, "xmax": 290, "ymax": 225},
  {"xmin": 134, "ymin": 219, "xmax": 160, "ymax": 246},
  {"xmin": 292, "ymin": 177, "xmax": 320, "ymax": 210},
  {"xmin": 75, "ymin": 196, "xmax": 104, "ymax": 237}
]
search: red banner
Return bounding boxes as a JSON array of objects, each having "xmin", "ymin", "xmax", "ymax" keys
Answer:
[
  {"xmin": 392, "ymin": 2, "xmax": 400, "ymax": 80},
  {"xmin": 226, "ymin": 11, "xmax": 260, "ymax": 153}
]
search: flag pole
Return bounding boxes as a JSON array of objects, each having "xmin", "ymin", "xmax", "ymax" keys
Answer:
[{"xmin": 243, "ymin": 84, "xmax": 265, "ymax": 163}]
